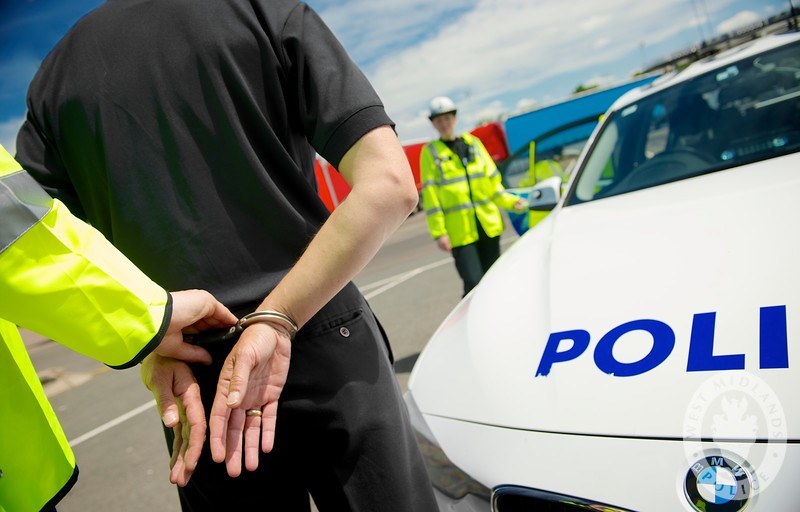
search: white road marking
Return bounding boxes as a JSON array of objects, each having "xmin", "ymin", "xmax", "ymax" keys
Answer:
[{"xmin": 69, "ymin": 400, "xmax": 156, "ymax": 447}]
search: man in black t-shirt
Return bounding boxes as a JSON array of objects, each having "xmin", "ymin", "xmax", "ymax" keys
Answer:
[{"xmin": 16, "ymin": 1, "xmax": 437, "ymax": 510}]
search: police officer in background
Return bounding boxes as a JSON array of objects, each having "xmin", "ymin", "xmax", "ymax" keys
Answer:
[{"xmin": 420, "ymin": 96, "xmax": 527, "ymax": 296}]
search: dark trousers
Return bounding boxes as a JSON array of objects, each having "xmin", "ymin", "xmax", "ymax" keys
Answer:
[
  {"xmin": 167, "ymin": 283, "xmax": 437, "ymax": 511},
  {"xmin": 451, "ymin": 222, "xmax": 501, "ymax": 296}
]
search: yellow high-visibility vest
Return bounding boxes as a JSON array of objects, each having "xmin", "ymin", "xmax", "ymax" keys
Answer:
[
  {"xmin": 420, "ymin": 133, "xmax": 519, "ymax": 247},
  {"xmin": 0, "ymin": 145, "xmax": 169, "ymax": 512}
]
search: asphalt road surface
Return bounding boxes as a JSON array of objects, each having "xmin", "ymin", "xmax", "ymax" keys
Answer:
[{"xmin": 25, "ymin": 211, "xmax": 519, "ymax": 511}]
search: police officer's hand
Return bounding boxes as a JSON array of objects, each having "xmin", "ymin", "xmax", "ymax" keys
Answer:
[
  {"xmin": 512, "ymin": 198, "xmax": 529, "ymax": 212},
  {"xmin": 140, "ymin": 354, "xmax": 206, "ymax": 487},
  {"xmin": 436, "ymin": 234, "xmax": 452, "ymax": 252},
  {"xmin": 208, "ymin": 322, "xmax": 291, "ymax": 477},
  {"xmin": 156, "ymin": 290, "xmax": 238, "ymax": 364}
]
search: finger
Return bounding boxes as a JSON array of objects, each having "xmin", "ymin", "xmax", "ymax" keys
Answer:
[
  {"xmin": 169, "ymin": 341, "xmax": 213, "ymax": 365},
  {"xmin": 180, "ymin": 381, "xmax": 206, "ymax": 474},
  {"xmin": 169, "ymin": 423, "xmax": 183, "ymax": 484},
  {"xmin": 225, "ymin": 408, "xmax": 246, "ymax": 478},
  {"xmin": 243, "ymin": 410, "xmax": 262, "ymax": 472},
  {"xmin": 176, "ymin": 406, "xmax": 193, "ymax": 487},
  {"xmin": 207, "ymin": 299, "xmax": 238, "ymax": 327},
  {"xmin": 209, "ymin": 355, "xmax": 235, "ymax": 463},
  {"xmin": 155, "ymin": 375, "xmax": 180, "ymax": 428},
  {"xmin": 261, "ymin": 400, "xmax": 279, "ymax": 453},
  {"xmin": 226, "ymin": 352, "xmax": 255, "ymax": 409}
]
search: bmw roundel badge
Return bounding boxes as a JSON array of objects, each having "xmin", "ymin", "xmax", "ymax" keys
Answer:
[{"xmin": 684, "ymin": 454, "xmax": 753, "ymax": 511}]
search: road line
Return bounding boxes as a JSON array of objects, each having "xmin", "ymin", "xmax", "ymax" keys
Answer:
[
  {"xmin": 69, "ymin": 400, "xmax": 156, "ymax": 447},
  {"xmin": 363, "ymin": 258, "xmax": 451, "ymax": 299},
  {"xmin": 67, "ymin": 236, "xmax": 518, "ymax": 447},
  {"xmin": 361, "ymin": 236, "xmax": 516, "ymax": 299}
]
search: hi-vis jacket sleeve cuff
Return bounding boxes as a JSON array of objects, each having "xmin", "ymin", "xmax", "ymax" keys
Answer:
[
  {"xmin": 0, "ymin": 186, "xmax": 170, "ymax": 369},
  {"xmin": 494, "ymin": 191, "xmax": 522, "ymax": 211}
]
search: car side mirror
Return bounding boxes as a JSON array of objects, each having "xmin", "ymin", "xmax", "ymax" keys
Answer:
[{"xmin": 528, "ymin": 176, "xmax": 562, "ymax": 211}]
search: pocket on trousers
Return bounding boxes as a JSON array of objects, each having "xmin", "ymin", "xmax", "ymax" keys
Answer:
[{"xmin": 299, "ymin": 307, "xmax": 365, "ymax": 341}]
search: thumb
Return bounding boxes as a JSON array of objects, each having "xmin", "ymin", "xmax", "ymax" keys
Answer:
[
  {"xmin": 225, "ymin": 351, "xmax": 254, "ymax": 408},
  {"xmin": 170, "ymin": 290, "xmax": 230, "ymax": 328},
  {"xmin": 156, "ymin": 379, "xmax": 180, "ymax": 427}
]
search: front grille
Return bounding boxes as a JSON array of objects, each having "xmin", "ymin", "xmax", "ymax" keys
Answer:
[{"xmin": 492, "ymin": 485, "xmax": 636, "ymax": 512}]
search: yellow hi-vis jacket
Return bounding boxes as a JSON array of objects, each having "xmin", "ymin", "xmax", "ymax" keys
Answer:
[
  {"xmin": 0, "ymin": 145, "xmax": 170, "ymax": 512},
  {"xmin": 420, "ymin": 133, "xmax": 519, "ymax": 248}
]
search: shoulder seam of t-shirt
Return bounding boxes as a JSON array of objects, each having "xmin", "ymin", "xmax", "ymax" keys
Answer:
[{"xmin": 278, "ymin": 2, "xmax": 306, "ymax": 70}]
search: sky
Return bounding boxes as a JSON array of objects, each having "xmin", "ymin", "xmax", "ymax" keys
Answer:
[{"xmin": 0, "ymin": 0, "xmax": 790, "ymax": 153}]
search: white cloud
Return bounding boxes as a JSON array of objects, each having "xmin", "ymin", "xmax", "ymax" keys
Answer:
[
  {"xmin": 593, "ymin": 37, "xmax": 612, "ymax": 49},
  {"xmin": 361, "ymin": 0, "xmax": 699, "ymax": 140},
  {"xmin": 0, "ymin": 116, "xmax": 25, "ymax": 155},
  {"xmin": 469, "ymin": 99, "xmax": 506, "ymax": 124},
  {"xmin": 715, "ymin": 11, "xmax": 760, "ymax": 35},
  {"xmin": 515, "ymin": 97, "xmax": 538, "ymax": 113}
]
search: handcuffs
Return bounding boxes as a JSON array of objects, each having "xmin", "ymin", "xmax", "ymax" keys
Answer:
[{"xmin": 185, "ymin": 310, "xmax": 298, "ymax": 347}]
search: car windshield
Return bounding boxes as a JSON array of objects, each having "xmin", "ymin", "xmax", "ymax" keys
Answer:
[
  {"xmin": 569, "ymin": 39, "xmax": 800, "ymax": 205},
  {"xmin": 501, "ymin": 118, "xmax": 598, "ymax": 189}
]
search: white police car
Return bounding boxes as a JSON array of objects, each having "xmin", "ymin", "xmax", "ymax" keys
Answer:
[{"xmin": 405, "ymin": 32, "xmax": 800, "ymax": 511}]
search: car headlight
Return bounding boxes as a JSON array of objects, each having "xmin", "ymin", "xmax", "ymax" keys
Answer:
[{"xmin": 404, "ymin": 391, "xmax": 491, "ymax": 502}]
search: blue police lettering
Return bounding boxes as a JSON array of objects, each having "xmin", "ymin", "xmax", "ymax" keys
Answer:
[
  {"xmin": 535, "ymin": 330, "xmax": 590, "ymax": 377},
  {"xmin": 535, "ymin": 306, "xmax": 789, "ymax": 377},
  {"xmin": 594, "ymin": 319, "xmax": 674, "ymax": 377}
]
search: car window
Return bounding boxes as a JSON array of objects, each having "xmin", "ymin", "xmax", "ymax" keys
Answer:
[
  {"xmin": 569, "ymin": 40, "xmax": 800, "ymax": 205},
  {"xmin": 500, "ymin": 119, "xmax": 598, "ymax": 189}
]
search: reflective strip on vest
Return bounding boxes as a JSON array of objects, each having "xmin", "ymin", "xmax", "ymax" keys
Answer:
[
  {"xmin": 441, "ymin": 196, "xmax": 497, "ymax": 215},
  {"xmin": 437, "ymin": 172, "xmax": 486, "ymax": 187},
  {"xmin": 426, "ymin": 143, "xmax": 443, "ymax": 183},
  {"xmin": 0, "ymin": 171, "xmax": 52, "ymax": 254}
]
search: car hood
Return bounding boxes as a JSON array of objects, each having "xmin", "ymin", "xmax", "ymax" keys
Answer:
[{"xmin": 409, "ymin": 154, "xmax": 800, "ymax": 440}]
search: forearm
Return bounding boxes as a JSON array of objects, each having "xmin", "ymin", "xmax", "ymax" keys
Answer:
[{"xmin": 257, "ymin": 126, "xmax": 417, "ymax": 327}]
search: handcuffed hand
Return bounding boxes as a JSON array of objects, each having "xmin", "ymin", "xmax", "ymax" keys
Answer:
[
  {"xmin": 140, "ymin": 354, "xmax": 206, "ymax": 487},
  {"xmin": 156, "ymin": 290, "xmax": 238, "ymax": 364},
  {"xmin": 209, "ymin": 322, "xmax": 292, "ymax": 477}
]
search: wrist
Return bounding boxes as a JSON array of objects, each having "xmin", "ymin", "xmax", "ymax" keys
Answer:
[
  {"xmin": 240, "ymin": 310, "xmax": 298, "ymax": 340},
  {"xmin": 242, "ymin": 321, "xmax": 292, "ymax": 341}
]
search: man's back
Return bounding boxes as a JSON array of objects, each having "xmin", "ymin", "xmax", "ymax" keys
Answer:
[{"xmin": 17, "ymin": 0, "xmax": 389, "ymax": 309}]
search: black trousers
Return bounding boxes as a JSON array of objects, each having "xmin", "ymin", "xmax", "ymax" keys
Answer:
[
  {"xmin": 167, "ymin": 283, "xmax": 437, "ymax": 511},
  {"xmin": 451, "ymin": 222, "xmax": 501, "ymax": 296}
]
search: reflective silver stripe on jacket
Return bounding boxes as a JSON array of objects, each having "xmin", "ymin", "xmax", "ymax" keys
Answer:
[
  {"xmin": 426, "ymin": 143, "xmax": 444, "ymax": 184},
  {"xmin": 0, "ymin": 170, "xmax": 52, "ymax": 254},
  {"xmin": 425, "ymin": 206, "xmax": 443, "ymax": 216},
  {"xmin": 440, "ymin": 197, "xmax": 495, "ymax": 215}
]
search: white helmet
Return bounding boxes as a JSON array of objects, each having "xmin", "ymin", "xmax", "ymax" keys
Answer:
[{"xmin": 428, "ymin": 96, "xmax": 457, "ymax": 120}]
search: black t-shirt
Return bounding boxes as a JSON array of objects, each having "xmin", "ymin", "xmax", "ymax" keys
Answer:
[{"xmin": 16, "ymin": 0, "xmax": 393, "ymax": 310}]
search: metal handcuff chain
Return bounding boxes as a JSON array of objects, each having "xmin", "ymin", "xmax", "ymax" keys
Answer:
[{"xmin": 238, "ymin": 310, "xmax": 298, "ymax": 341}]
